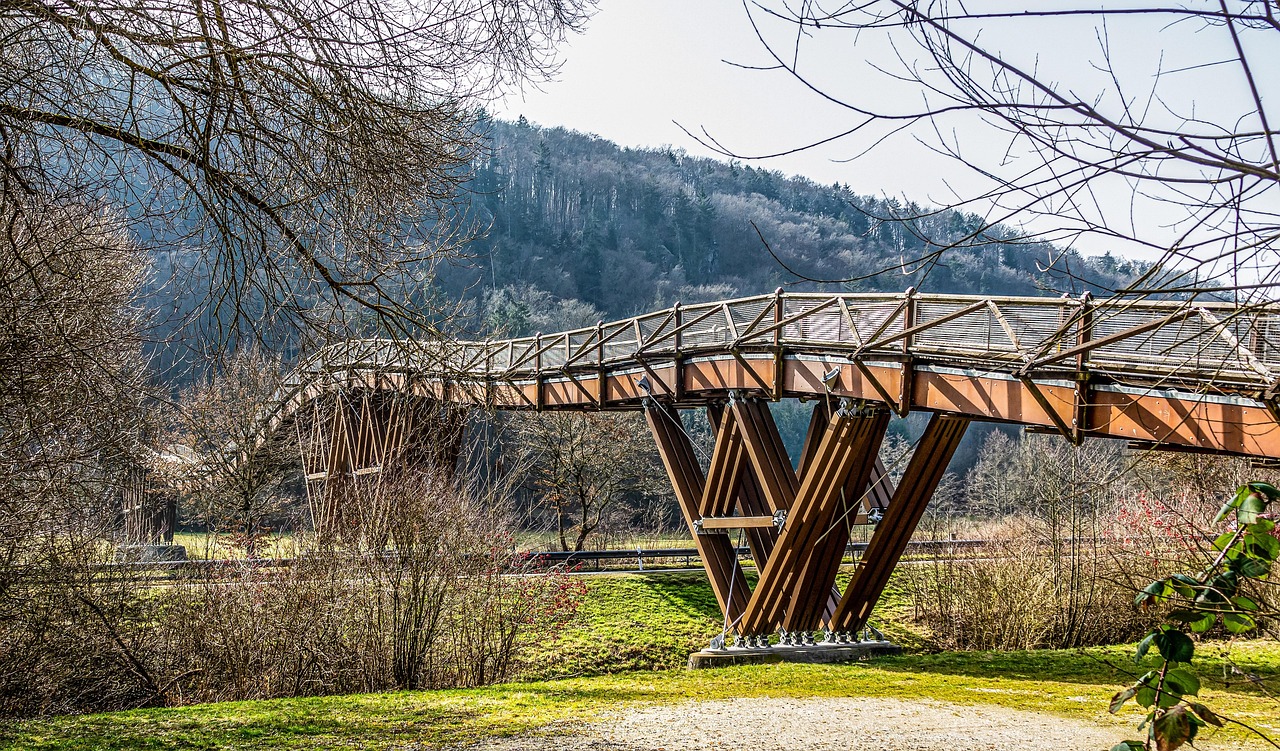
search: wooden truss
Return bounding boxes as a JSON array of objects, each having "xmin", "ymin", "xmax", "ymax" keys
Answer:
[
  {"xmin": 646, "ymin": 395, "xmax": 968, "ymax": 640},
  {"xmin": 296, "ymin": 388, "xmax": 465, "ymax": 536}
]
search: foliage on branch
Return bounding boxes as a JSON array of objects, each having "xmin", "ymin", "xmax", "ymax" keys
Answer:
[{"xmin": 1110, "ymin": 482, "xmax": 1277, "ymax": 751}]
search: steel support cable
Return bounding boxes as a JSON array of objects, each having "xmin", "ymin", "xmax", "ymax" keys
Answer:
[
  {"xmin": 709, "ymin": 429, "xmax": 919, "ymax": 645},
  {"xmin": 810, "ymin": 431, "xmax": 924, "ymax": 549},
  {"xmin": 652, "ymin": 396, "xmax": 713, "ymax": 465},
  {"xmin": 715, "ymin": 526, "xmax": 748, "ymax": 642}
]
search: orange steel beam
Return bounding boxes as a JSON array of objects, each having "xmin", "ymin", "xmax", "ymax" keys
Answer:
[
  {"xmin": 397, "ymin": 354, "xmax": 1279, "ymax": 459},
  {"xmin": 831, "ymin": 413, "xmax": 970, "ymax": 633},
  {"xmin": 644, "ymin": 401, "xmax": 751, "ymax": 624}
]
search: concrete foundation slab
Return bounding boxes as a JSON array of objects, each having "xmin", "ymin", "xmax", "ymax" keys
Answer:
[{"xmin": 688, "ymin": 640, "xmax": 902, "ymax": 669}]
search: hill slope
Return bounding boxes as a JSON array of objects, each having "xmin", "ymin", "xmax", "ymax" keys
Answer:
[{"xmin": 443, "ymin": 117, "xmax": 1141, "ymax": 334}]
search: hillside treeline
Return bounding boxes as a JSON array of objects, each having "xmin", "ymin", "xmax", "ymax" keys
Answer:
[{"xmin": 443, "ymin": 116, "xmax": 1143, "ymax": 335}]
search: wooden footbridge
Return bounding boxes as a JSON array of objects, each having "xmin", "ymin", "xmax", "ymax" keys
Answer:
[{"xmin": 268, "ymin": 289, "xmax": 1280, "ymax": 643}]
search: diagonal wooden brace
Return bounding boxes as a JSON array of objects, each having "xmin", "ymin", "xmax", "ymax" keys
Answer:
[
  {"xmin": 782, "ymin": 406, "xmax": 890, "ymax": 632},
  {"xmin": 706, "ymin": 403, "xmax": 778, "ymax": 568},
  {"xmin": 644, "ymin": 401, "xmax": 751, "ymax": 625},
  {"xmin": 738, "ymin": 402, "xmax": 890, "ymax": 635},
  {"xmin": 731, "ymin": 398, "xmax": 799, "ymax": 513},
  {"xmin": 831, "ymin": 412, "xmax": 970, "ymax": 633}
]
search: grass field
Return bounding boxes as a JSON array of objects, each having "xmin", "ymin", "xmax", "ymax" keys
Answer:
[{"xmin": 5, "ymin": 572, "xmax": 1277, "ymax": 751}]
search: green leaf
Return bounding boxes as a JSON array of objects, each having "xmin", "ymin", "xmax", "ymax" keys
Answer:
[
  {"xmin": 1136, "ymin": 579, "xmax": 1169, "ymax": 610},
  {"xmin": 1212, "ymin": 530, "xmax": 1236, "ymax": 550},
  {"xmin": 1254, "ymin": 518, "xmax": 1277, "ymax": 534},
  {"xmin": 1210, "ymin": 571, "xmax": 1240, "ymax": 599},
  {"xmin": 1234, "ymin": 557, "xmax": 1272, "ymax": 579},
  {"xmin": 1216, "ymin": 485, "xmax": 1253, "ymax": 524},
  {"xmin": 1231, "ymin": 595, "xmax": 1260, "ymax": 611},
  {"xmin": 1134, "ymin": 670, "xmax": 1159, "ymax": 708},
  {"xmin": 1214, "ymin": 501, "xmax": 1235, "ymax": 525},
  {"xmin": 1111, "ymin": 742, "xmax": 1145, "ymax": 751},
  {"xmin": 1188, "ymin": 613, "xmax": 1216, "ymax": 633},
  {"xmin": 1165, "ymin": 667, "xmax": 1201, "ymax": 697},
  {"xmin": 1238, "ymin": 492, "xmax": 1266, "ymax": 524},
  {"xmin": 1155, "ymin": 629, "xmax": 1195, "ymax": 663},
  {"xmin": 1247, "ymin": 481, "xmax": 1280, "ymax": 499},
  {"xmin": 1135, "ymin": 632, "xmax": 1157, "ymax": 663},
  {"xmin": 1244, "ymin": 530, "xmax": 1279, "ymax": 562},
  {"xmin": 1188, "ymin": 702, "xmax": 1223, "ymax": 728},
  {"xmin": 1110, "ymin": 686, "xmax": 1138, "ymax": 713},
  {"xmin": 1223, "ymin": 612, "xmax": 1257, "ymax": 634},
  {"xmin": 1169, "ymin": 574, "xmax": 1198, "ymax": 598}
]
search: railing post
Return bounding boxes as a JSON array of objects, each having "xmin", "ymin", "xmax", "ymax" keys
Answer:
[
  {"xmin": 484, "ymin": 340, "xmax": 492, "ymax": 407},
  {"xmin": 534, "ymin": 332, "xmax": 544, "ymax": 410},
  {"xmin": 1073, "ymin": 291, "xmax": 1094, "ymax": 444},
  {"xmin": 773, "ymin": 287, "xmax": 785, "ymax": 400},
  {"xmin": 673, "ymin": 301, "xmax": 685, "ymax": 402},
  {"xmin": 898, "ymin": 287, "xmax": 917, "ymax": 416},
  {"xmin": 596, "ymin": 320, "xmax": 606, "ymax": 408}
]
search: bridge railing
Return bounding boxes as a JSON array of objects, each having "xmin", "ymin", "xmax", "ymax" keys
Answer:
[{"xmin": 290, "ymin": 290, "xmax": 1280, "ymax": 396}]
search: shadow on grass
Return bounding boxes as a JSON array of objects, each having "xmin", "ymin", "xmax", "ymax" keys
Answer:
[{"xmin": 866, "ymin": 644, "xmax": 1280, "ymax": 697}]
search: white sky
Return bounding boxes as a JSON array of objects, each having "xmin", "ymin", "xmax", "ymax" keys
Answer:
[
  {"xmin": 495, "ymin": 1, "xmax": 895, "ymax": 191},
  {"xmin": 494, "ymin": 2, "xmax": 1279, "ymax": 272}
]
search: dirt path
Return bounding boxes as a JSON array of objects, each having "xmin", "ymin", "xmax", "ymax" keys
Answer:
[{"xmin": 459, "ymin": 696, "xmax": 1152, "ymax": 750}]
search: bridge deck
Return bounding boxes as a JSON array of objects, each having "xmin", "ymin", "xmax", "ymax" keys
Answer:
[
  {"xmin": 279, "ymin": 290, "xmax": 1280, "ymax": 458},
  {"xmin": 262, "ymin": 290, "xmax": 1280, "ymax": 642}
]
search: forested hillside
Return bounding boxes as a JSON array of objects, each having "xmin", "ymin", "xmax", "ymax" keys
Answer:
[
  {"xmin": 141, "ymin": 116, "xmax": 1144, "ymax": 376},
  {"xmin": 442, "ymin": 116, "xmax": 1143, "ymax": 336}
]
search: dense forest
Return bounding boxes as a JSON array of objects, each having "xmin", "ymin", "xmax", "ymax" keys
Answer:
[
  {"xmin": 443, "ymin": 116, "xmax": 1144, "ymax": 336},
  {"xmin": 141, "ymin": 116, "xmax": 1145, "ymax": 366}
]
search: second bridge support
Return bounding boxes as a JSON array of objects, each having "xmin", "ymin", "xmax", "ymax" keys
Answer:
[{"xmin": 644, "ymin": 396, "xmax": 968, "ymax": 647}]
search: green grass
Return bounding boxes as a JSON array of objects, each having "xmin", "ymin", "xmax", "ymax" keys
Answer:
[
  {"xmin": 171, "ymin": 532, "xmax": 299, "ymax": 560},
  {"xmin": 524, "ymin": 567, "xmax": 929, "ymax": 679},
  {"xmin": 5, "ymin": 571, "xmax": 1278, "ymax": 750},
  {"xmin": 7, "ymin": 644, "xmax": 1278, "ymax": 750}
]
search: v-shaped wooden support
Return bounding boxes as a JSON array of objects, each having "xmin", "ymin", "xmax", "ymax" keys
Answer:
[
  {"xmin": 644, "ymin": 396, "xmax": 899, "ymax": 638},
  {"xmin": 298, "ymin": 391, "xmax": 465, "ymax": 536},
  {"xmin": 831, "ymin": 413, "xmax": 970, "ymax": 633}
]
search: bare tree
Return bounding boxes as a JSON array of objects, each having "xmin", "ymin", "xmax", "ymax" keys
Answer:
[
  {"xmin": 0, "ymin": 195, "xmax": 161, "ymax": 715},
  {"xmin": 515, "ymin": 411, "xmax": 667, "ymax": 551},
  {"xmin": 0, "ymin": 195, "xmax": 148, "ymax": 592},
  {"xmin": 704, "ymin": 2, "xmax": 1279, "ymax": 301},
  {"xmin": 160, "ymin": 347, "xmax": 296, "ymax": 558},
  {"xmin": 1, "ymin": 0, "xmax": 597, "ymax": 346}
]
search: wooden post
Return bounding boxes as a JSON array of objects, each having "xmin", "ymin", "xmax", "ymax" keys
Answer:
[
  {"xmin": 644, "ymin": 401, "xmax": 751, "ymax": 624},
  {"xmin": 831, "ymin": 412, "xmax": 970, "ymax": 633}
]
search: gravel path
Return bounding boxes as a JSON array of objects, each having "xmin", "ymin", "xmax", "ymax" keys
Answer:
[{"xmin": 461, "ymin": 697, "xmax": 1133, "ymax": 751}]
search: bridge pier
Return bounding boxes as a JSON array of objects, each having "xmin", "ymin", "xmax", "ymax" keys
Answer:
[
  {"xmin": 296, "ymin": 389, "xmax": 466, "ymax": 539},
  {"xmin": 644, "ymin": 395, "xmax": 967, "ymax": 650}
]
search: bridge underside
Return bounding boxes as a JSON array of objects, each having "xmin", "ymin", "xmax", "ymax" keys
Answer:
[
  {"xmin": 279, "ymin": 358, "xmax": 1280, "ymax": 640},
  {"xmin": 305, "ymin": 351, "xmax": 1280, "ymax": 458}
]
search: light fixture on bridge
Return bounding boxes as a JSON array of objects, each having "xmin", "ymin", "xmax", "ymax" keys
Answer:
[
  {"xmin": 822, "ymin": 366, "xmax": 841, "ymax": 389},
  {"xmin": 636, "ymin": 374, "xmax": 652, "ymax": 395}
]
